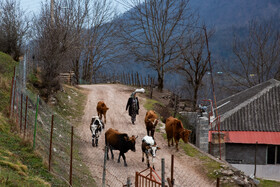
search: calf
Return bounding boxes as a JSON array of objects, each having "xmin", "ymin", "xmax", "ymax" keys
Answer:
[
  {"xmin": 165, "ymin": 116, "xmax": 191, "ymax": 151},
  {"xmin": 90, "ymin": 116, "xmax": 104, "ymax": 147},
  {"xmin": 105, "ymin": 128, "xmax": 137, "ymax": 167},
  {"xmin": 142, "ymin": 135, "xmax": 160, "ymax": 169},
  {"xmin": 97, "ymin": 101, "xmax": 109, "ymax": 124},
  {"xmin": 144, "ymin": 110, "xmax": 159, "ymax": 139}
]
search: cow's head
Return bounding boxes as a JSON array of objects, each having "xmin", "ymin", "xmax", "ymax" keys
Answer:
[
  {"xmin": 125, "ymin": 135, "xmax": 138, "ymax": 152},
  {"xmin": 180, "ymin": 129, "xmax": 192, "ymax": 143},
  {"xmin": 90, "ymin": 116, "xmax": 104, "ymax": 135},
  {"xmin": 149, "ymin": 118, "xmax": 158, "ymax": 129},
  {"xmin": 146, "ymin": 142, "xmax": 160, "ymax": 158}
]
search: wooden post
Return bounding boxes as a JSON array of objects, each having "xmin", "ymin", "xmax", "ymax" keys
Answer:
[
  {"xmin": 254, "ymin": 141, "xmax": 258, "ymax": 177},
  {"xmin": 9, "ymin": 76, "xmax": 15, "ymax": 118},
  {"xmin": 131, "ymin": 73, "xmax": 134, "ymax": 86},
  {"xmin": 135, "ymin": 172, "xmax": 139, "ymax": 187},
  {"xmin": 48, "ymin": 115, "xmax": 54, "ymax": 171},
  {"xmin": 216, "ymin": 177, "xmax": 220, "ymax": 187},
  {"xmin": 69, "ymin": 126, "xmax": 74, "ymax": 186},
  {"xmin": 161, "ymin": 158, "xmax": 165, "ymax": 187},
  {"xmin": 171, "ymin": 155, "xmax": 174, "ymax": 185},
  {"xmin": 24, "ymin": 96, "xmax": 28, "ymax": 139}
]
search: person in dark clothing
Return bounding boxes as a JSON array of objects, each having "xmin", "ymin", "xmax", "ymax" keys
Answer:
[{"xmin": 126, "ymin": 92, "xmax": 140, "ymax": 124}]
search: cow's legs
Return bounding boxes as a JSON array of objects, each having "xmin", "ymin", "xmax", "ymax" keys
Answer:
[
  {"xmin": 146, "ymin": 153, "xmax": 150, "ymax": 168},
  {"xmin": 117, "ymin": 152, "xmax": 121, "ymax": 163},
  {"xmin": 171, "ymin": 138, "xmax": 174, "ymax": 146},
  {"xmin": 104, "ymin": 114, "xmax": 106, "ymax": 124},
  {"xmin": 146, "ymin": 129, "xmax": 150, "ymax": 136},
  {"xmin": 92, "ymin": 135, "xmax": 95, "ymax": 147},
  {"xmin": 151, "ymin": 130, "xmax": 155, "ymax": 139},
  {"xmin": 121, "ymin": 153, "xmax": 127, "ymax": 167},
  {"xmin": 142, "ymin": 152, "xmax": 145, "ymax": 162},
  {"xmin": 175, "ymin": 140, "xmax": 179, "ymax": 151},
  {"xmin": 95, "ymin": 138, "xmax": 98, "ymax": 147},
  {"xmin": 110, "ymin": 147, "xmax": 114, "ymax": 160}
]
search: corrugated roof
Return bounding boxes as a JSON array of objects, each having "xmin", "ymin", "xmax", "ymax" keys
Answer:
[
  {"xmin": 209, "ymin": 131, "xmax": 280, "ymax": 145},
  {"xmin": 213, "ymin": 79, "xmax": 280, "ymax": 131}
]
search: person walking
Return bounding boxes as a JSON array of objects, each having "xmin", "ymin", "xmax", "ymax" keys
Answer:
[{"xmin": 126, "ymin": 92, "xmax": 140, "ymax": 125}]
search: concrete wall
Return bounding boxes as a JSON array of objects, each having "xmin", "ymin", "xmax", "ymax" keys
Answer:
[
  {"xmin": 196, "ymin": 116, "xmax": 209, "ymax": 153},
  {"xmin": 232, "ymin": 164, "xmax": 280, "ymax": 181},
  {"xmin": 209, "ymin": 132, "xmax": 226, "ymax": 160},
  {"xmin": 226, "ymin": 143, "xmax": 267, "ymax": 164}
]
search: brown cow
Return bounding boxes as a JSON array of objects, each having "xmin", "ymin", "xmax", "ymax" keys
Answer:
[
  {"xmin": 105, "ymin": 128, "xmax": 137, "ymax": 167},
  {"xmin": 165, "ymin": 116, "xmax": 191, "ymax": 151},
  {"xmin": 96, "ymin": 101, "xmax": 109, "ymax": 124},
  {"xmin": 144, "ymin": 110, "xmax": 159, "ymax": 139}
]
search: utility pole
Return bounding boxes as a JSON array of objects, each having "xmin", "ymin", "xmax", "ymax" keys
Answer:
[{"xmin": 51, "ymin": 0, "xmax": 54, "ymax": 25}]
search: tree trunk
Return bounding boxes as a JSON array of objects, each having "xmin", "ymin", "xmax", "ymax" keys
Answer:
[
  {"xmin": 158, "ymin": 72, "xmax": 164, "ymax": 92},
  {"xmin": 192, "ymin": 86, "xmax": 199, "ymax": 112}
]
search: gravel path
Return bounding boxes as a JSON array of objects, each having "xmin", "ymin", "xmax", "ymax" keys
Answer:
[{"xmin": 77, "ymin": 84, "xmax": 215, "ymax": 187}]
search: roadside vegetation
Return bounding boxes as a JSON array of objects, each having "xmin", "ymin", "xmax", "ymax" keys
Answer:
[{"xmin": 0, "ymin": 52, "xmax": 96, "ymax": 186}]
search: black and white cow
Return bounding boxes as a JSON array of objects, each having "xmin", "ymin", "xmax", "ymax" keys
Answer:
[
  {"xmin": 141, "ymin": 135, "xmax": 160, "ymax": 169},
  {"xmin": 90, "ymin": 116, "xmax": 104, "ymax": 147}
]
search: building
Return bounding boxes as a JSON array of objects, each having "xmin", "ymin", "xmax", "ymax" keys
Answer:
[{"xmin": 211, "ymin": 79, "xmax": 280, "ymax": 165}]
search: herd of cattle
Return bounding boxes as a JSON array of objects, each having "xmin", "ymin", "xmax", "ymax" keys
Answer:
[{"xmin": 90, "ymin": 101, "xmax": 192, "ymax": 168}]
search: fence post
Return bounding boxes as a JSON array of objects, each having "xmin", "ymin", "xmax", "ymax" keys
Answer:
[
  {"xmin": 49, "ymin": 115, "xmax": 54, "ymax": 171},
  {"xmin": 171, "ymin": 155, "xmax": 174, "ymax": 185},
  {"xmin": 20, "ymin": 93, "xmax": 23, "ymax": 133},
  {"xmin": 33, "ymin": 95, "xmax": 40, "ymax": 150},
  {"xmin": 161, "ymin": 158, "xmax": 165, "ymax": 187},
  {"xmin": 102, "ymin": 146, "xmax": 108, "ymax": 187},
  {"xmin": 12, "ymin": 79, "xmax": 17, "ymax": 118},
  {"xmin": 24, "ymin": 96, "xmax": 28, "ymax": 139},
  {"xmin": 135, "ymin": 172, "xmax": 138, "ymax": 187},
  {"xmin": 69, "ymin": 126, "xmax": 74, "ymax": 186},
  {"xmin": 216, "ymin": 177, "xmax": 220, "ymax": 187},
  {"xmin": 9, "ymin": 76, "xmax": 15, "ymax": 118},
  {"xmin": 127, "ymin": 177, "xmax": 131, "ymax": 187},
  {"xmin": 254, "ymin": 141, "xmax": 258, "ymax": 177}
]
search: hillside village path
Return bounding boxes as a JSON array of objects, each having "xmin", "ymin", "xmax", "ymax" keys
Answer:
[{"xmin": 78, "ymin": 84, "xmax": 215, "ymax": 187}]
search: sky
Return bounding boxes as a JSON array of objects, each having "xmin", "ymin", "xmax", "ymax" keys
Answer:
[{"xmin": 19, "ymin": 0, "xmax": 129, "ymax": 16}]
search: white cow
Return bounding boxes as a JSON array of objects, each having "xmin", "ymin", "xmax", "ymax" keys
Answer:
[
  {"xmin": 90, "ymin": 116, "xmax": 104, "ymax": 147},
  {"xmin": 141, "ymin": 135, "xmax": 160, "ymax": 169}
]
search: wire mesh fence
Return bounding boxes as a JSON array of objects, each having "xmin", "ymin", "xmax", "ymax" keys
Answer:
[{"xmin": 8, "ymin": 62, "xmax": 89, "ymax": 186}]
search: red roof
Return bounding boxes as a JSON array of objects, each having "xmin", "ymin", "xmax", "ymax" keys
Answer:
[{"xmin": 209, "ymin": 131, "xmax": 280, "ymax": 145}]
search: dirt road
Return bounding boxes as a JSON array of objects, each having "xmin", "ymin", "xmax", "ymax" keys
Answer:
[{"xmin": 78, "ymin": 84, "xmax": 215, "ymax": 187}]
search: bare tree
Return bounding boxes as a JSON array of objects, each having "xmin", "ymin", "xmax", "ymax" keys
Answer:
[
  {"xmin": 81, "ymin": 0, "xmax": 117, "ymax": 83},
  {"xmin": 119, "ymin": 0, "xmax": 196, "ymax": 91},
  {"xmin": 228, "ymin": 20, "xmax": 280, "ymax": 89},
  {"xmin": 33, "ymin": 0, "xmax": 90, "ymax": 100},
  {"xmin": 176, "ymin": 27, "xmax": 212, "ymax": 111},
  {"xmin": 0, "ymin": 0, "xmax": 29, "ymax": 61}
]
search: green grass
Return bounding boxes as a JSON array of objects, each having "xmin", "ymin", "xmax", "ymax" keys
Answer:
[
  {"xmin": 0, "ymin": 52, "xmax": 18, "ymax": 113},
  {"xmin": 180, "ymin": 140, "xmax": 222, "ymax": 179},
  {"xmin": 52, "ymin": 84, "xmax": 87, "ymax": 123},
  {"xmin": 143, "ymin": 98, "xmax": 161, "ymax": 110},
  {"xmin": 258, "ymin": 179, "xmax": 280, "ymax": 187},
  {"xmin": 0, "ymin": 115, "xmax": 62, "ymax": 186}
]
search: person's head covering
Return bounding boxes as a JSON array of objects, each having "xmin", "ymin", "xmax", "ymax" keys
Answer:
[{"xmin": 130, "ymin": 92, "xmax": 136, "ymax": 98}]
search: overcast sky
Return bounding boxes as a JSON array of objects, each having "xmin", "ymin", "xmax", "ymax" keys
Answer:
[{"xmin": 19, "ymin": 0, "xmax": 129, "ymax": 16}]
